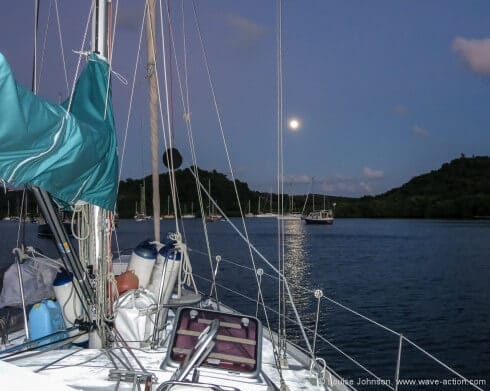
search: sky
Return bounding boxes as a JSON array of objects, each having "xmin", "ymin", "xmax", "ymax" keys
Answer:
[{"xmin": 1, "ymin": 1, "xmax": 490, "ymax": 197}]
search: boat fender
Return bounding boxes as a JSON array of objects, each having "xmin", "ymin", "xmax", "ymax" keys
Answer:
[
  {"xmin": 115, "ymin": 270, "xmax": 139, "ymax": 295},
  {"xmin": 127, "ymin": 242, "xmax": 158, "ymax": 288},
  {"xmin": 52, "ymin": 270, "xmax": 89, "ymax": 346},
  {"xmin": 53, "ymin": 269, "xmax": 82, "ymax": 327},
  {"xmin": 147, "ymin": 245, "xmax": 179, "ymax": 297}
]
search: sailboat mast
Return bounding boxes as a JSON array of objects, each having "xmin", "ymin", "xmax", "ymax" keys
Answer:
[
  {"xmin": 146, "ymin": 0, "xmax": 161, "ymax": 240},
  {"xmin": 91, "ymin": 0, "xmax": 107, "ymax": 57},
  {"xmin": 208, "ymin": 178, "xmax": 211, "ymax": 216},
  {"xmin": 83, "ymin": 0, "xmax": 112, "ymax": 348},
  {"xmin": 312, "ymin": 177, "xmax": 315, "ymax": 212},
  {"xmin": 141, "ymin": 180, "xmax": 146, "ymax": 216}
]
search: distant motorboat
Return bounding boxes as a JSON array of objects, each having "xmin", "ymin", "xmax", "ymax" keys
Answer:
[{"xmin": 302, "ymin": 209, "xmax": 334, "ymax": 225}]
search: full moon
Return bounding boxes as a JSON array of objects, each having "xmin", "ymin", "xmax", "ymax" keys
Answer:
[{"xmin": 288, "ymin": 118, "xmax": 300, "ymax": 131}]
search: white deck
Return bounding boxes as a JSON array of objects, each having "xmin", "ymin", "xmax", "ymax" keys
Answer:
[{"xmin": 1, "ymin": 311, "xmax": 347, "ymax": 391}]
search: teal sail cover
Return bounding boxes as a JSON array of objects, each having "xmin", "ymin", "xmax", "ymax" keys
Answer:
[{"xmin": 0, "ymin": 52, "xmax": 118, "ymax": 211}]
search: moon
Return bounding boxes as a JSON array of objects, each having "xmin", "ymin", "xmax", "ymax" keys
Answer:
[{"xmin": 288, "ymin": 118, "xmax": 301, "ymax": 131}]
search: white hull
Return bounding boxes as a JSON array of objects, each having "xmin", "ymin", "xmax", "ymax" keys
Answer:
[
  {"xmin": 277, "ymin": 213, "xmax": 302, "ymax": 220},
  {"xmin": 255, "ymin": 213, "xmax": 277, "ymax": 218}
]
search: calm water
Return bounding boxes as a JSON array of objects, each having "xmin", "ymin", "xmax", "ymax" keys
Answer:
[{"xmin": 1, "ymin": 218, "xmax": 489, "ymax": 389}]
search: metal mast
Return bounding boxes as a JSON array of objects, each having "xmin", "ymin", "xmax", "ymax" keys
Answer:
[{"xmin": 83, "ymin": 0, "xmax": 112, "ymax": 348}]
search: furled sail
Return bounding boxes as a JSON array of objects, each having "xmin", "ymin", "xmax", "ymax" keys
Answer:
[{"xmin": 0, "ymin": 52, "xmax": 118, "ymax": 211}]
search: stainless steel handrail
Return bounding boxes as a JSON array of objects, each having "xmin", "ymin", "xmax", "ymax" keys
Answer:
[{"xmin": 171, "ymin": 318, "xmax": 220, "ymax": 382}]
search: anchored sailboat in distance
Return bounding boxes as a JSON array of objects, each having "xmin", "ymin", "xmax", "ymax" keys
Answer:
[
  {"xmin": 301, "ymin": 179, "xmax": 335, "ymax": 225},
  {"xmin": 134, "ymin": 180, "xmax": 149, "ymax": 221},
  {"xmin": 0, "ymin": 1, "xmax": 483, "ymax": 391},
  {"xmin": 205, "ymin": 178, "xmax": 221, "ymax": 222},
  {"xmin": 181, "ymin": 202, "xmax": 196, "ymax": 219}
]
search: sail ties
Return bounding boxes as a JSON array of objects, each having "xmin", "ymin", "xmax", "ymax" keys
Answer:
[
  {"xmin": 72, "ymin": 49, "xmax": 91, "ymax": 57},
  {"xmin": 72, "ymin": 49, "xmax": 128, "ymax": 86},
  {"xmin": 13, "ymin": 246, "xmax": 64, "ymax": 270}
]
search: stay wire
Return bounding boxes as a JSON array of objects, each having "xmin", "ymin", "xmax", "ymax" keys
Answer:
[{"xmin": 166, "ymin": 0, "xmax": 218, "ymax": 304}]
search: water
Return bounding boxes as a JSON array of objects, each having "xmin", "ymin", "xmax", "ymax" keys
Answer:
[{"xmin": 1, "ymin": 218, "xmax": 489, "ymax": 389}]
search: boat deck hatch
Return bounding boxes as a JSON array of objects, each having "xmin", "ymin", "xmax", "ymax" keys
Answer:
[{"xmin": 167, "ymin": 307, "xmax": 261, "ymax": 375}]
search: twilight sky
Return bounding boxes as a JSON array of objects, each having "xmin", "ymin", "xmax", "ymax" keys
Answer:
[{"xmin": 1, "ymin": 1, "xmax": 490, "ymax": 197}]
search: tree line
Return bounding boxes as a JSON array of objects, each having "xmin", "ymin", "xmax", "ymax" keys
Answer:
[{"xmin": 1, "ymin": 156, "xmax": 489, "ymax": 220}]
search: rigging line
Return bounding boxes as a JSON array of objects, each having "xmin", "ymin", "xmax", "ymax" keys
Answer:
[
  {"xmin": 162, "ymin": 0, "xmax": 199, "ymax": 247},
  {"xmin": 166, "ymin": 1, "xmax": 192, "ymax": 245},
  {"xmin": 314, "ymin": 334, "xmax": 393, "ymax": 390},
  {"xmin": 29, "ymin": 3, "xmax": 40, "ymax": 247},
  {"xmin": 53, "ymin": 0, "xmax": 70, "ymax": 96},
  {"xmin": 36, "ymin": 0, "xmax": 52, "ymax": 93},
  {"xmin": 194, "ymin": 175, "xmax": 315, "ymax": 358},
  {"xmin": 32, "ymin": 0, "xmax": 39, "ymax": 94},
  {"xmin": 276, "ymin": 0, "xmax": 287, "ymax": 355},
  {"xmin": 301, "ymin": 177, "xmax": 312, "ymax": 214},
  {"xmin": 117, "ymin": 3, "xmax": 146, "ymax": 187},
  {"xmin": 190, "ymin": 0, "xmax": 266, "ymax": 310},
  {"xmin": 322, "ymin": 295, "xmax": 400, "ymax": 337},
  {"xmin": 191, "ymin": 1, "xmax": 292, "ymax": 373},
  {"xmin": 66, "ymin": 0, "xmax": 94, "ymax": 115},
  {"xmin": 157, "ymin": 0, "xmax": 179, "ymax": 232},
  {"xmin": 182, "ymin": 0, "xmax": 191, "ymax": 123},
  {"xmin": 111, "ymin": 327, "xmax": 147, "ymax": 373},
  {"xmin": 189, "ymin": 172, "xmax": 285, "ymax": 373},
  {"xmin": 102, "ymin": 0, "xmax": 121, "ymax": 121},
  {"xmin": 190, "ymin": 0, "xmax": 259, "ymax": 265},
  {"xmin": 195, "ymin": 274, "xmax": 340, "ymax": 366},
  {"xmin": 163, "ymin": 0, "xmax": 188, "ymax": 241},
  {"xmin": 189, "ymin": 0, "xmax": 261, "ymax": 281},
  {"xmin": 190, "ymin": 248, "xmax": 316, "ymax": 294},
  {"xmin": 165, "ymin": 0, "xmax": 217, "ymax": 304},
  {"xmin": 167, "ymin": 0, "xmax": 175, "ymax": 139},
  {"xmin": 401, "ymin": 337, "xmax": 484, "ymax": 391},
  {"xmin": 34, "ymin": 348, "xmax": 83, "ymax": 373}
]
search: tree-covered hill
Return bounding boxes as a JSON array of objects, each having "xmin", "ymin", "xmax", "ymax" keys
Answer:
[
  {"xmin": 1, "ymin": 156, "xmax": 489, "ymax": 219},
  {"xmin": 117, "ymin": 166, "xmax": 253, "ymax": 218},
  {"xmin": 335, "ymin": 155, "xmax": 490, "ymax": 218}
]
